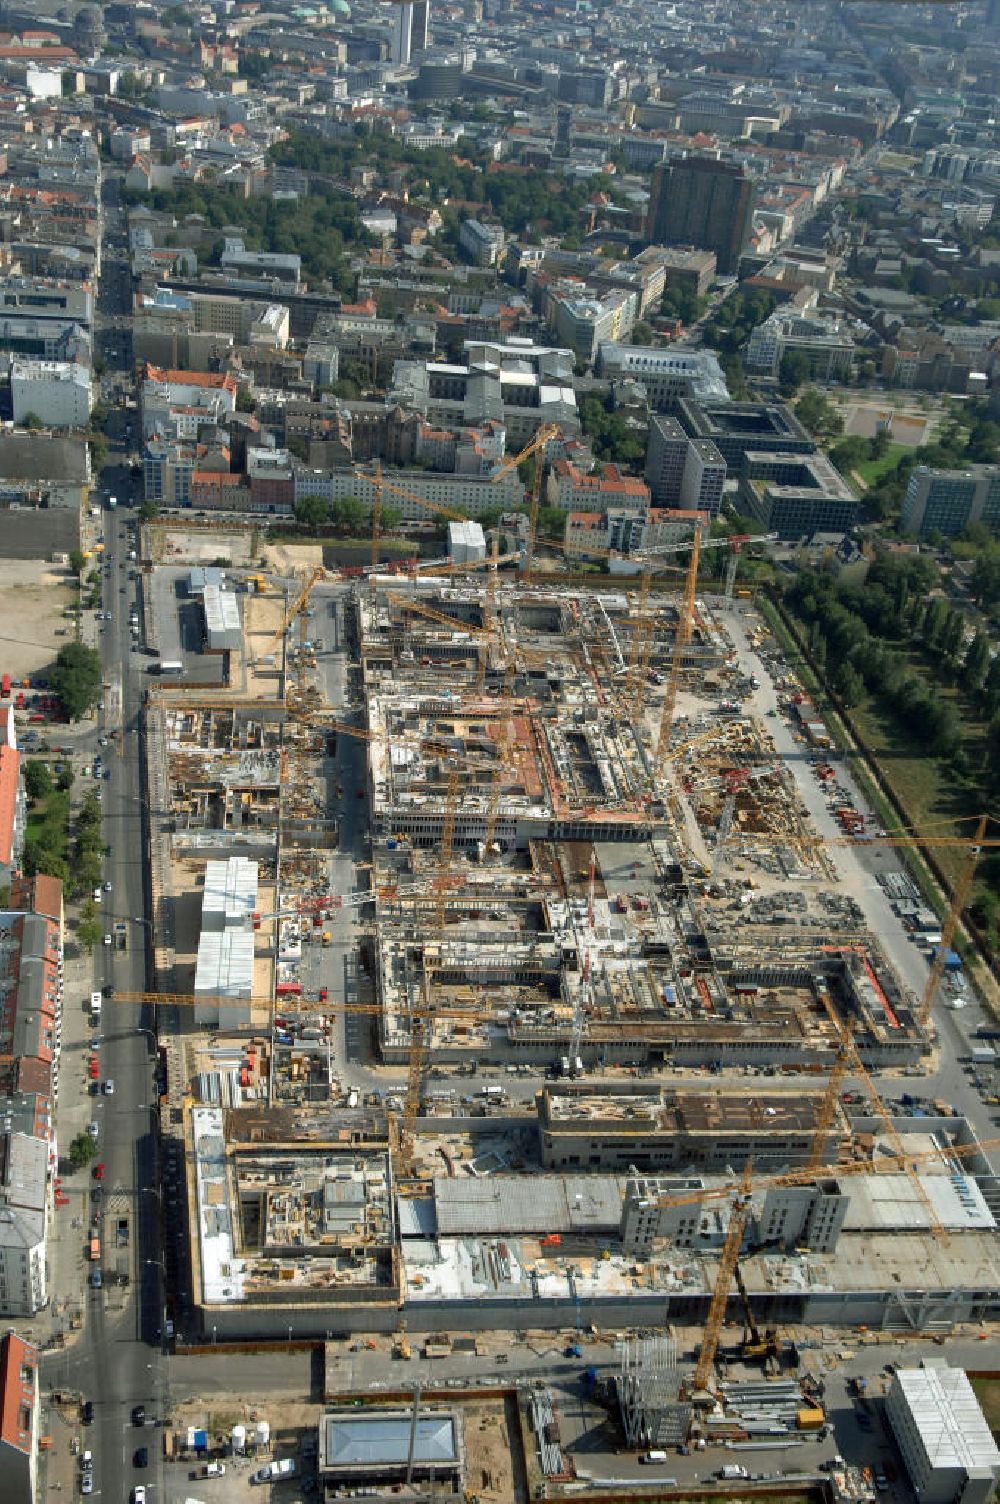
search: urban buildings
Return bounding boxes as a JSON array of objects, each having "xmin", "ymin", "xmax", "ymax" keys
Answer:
[
  {"xmin": 389, "ymin": 0, "xmax": 430, "ymax": 66},
  {"xmin": 647, "ymin": 157, "xmax": 755, "ymax": 276}
]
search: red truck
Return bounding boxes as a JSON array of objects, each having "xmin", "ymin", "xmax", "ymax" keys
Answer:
[{"xmin": 0, "ymin": 674, "xmax": 9, "ymax": 699}]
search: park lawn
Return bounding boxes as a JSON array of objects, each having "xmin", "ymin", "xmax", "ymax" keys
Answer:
[
  {"xmin": 848, "ymin": 683, "xmax": 987, "ymax": 893},
  {"xmin": 854, "ymin": 442, "xmax": 909, "ymax": 487},
  {"xmin": 777, "ymin": 599, "xmax": 990, "ymax": 902},
  {"xmin": 25, "ymin": 787, "xmax": 70, "ymax": 861}
]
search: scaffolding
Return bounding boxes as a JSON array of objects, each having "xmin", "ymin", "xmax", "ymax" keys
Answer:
[{"xmin": 618, "ymin": 1334, "xmax": 690, "ymax": 1449}]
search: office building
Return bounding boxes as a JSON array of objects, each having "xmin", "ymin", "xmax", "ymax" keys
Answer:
[
  {"xmin": 647, "ymin": 156, "xmax": 755, "ymax": 276},
  {"xmin": 645, "ymin": 415, "xmax": 726, "ymax": 516},
  {"xmin": 901, "ymin": 465, "xmax": 1000, "ymax": 538},
  {"xmin": 645, "ymin": 415, "xmax": 689, "ymax": 504},
  {"xmin": 885, "ymin": 1365, "xmax": 1000, "ymax": 1504},
  {"xmin": 739, "ymin": 451, "xmax": 859, "ymax": 539},
  {"xmin": 745, "ymin": 309, "xmax": 856, "ymax": 381},
  {"xmin": 677, "ymin": 399, "xmax": 814, "ymax": 468},
  {"xmin": 597, "ymin": 346, "xmax": 729, "ymax": 411},
  {"xmin": 390, "ymin": 0, "xmax": 430, "ymax": 65},
  {"xmin": 10, "ymin": 360, "xmax": 92, "ymax": 429},
  {"xmin": 549, "ymin": 289, "xmax": 637, "ymax": 363}
]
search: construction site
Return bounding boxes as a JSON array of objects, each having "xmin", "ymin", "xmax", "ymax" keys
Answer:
[{"xmin": 128, "ymin": 511, "xmax": 1000, "ymax": 1465}]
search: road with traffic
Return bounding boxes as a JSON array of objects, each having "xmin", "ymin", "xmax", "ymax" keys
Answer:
[{"xmin": 42, "ymin": 168, "xmax": 166, "ymax": 1504}]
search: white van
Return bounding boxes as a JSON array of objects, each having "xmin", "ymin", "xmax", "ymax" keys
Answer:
[{"xmin": 90, "ymin": 992, "xmax": 102, "ymax": 1021}]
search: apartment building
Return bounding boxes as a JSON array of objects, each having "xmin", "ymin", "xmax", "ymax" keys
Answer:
[
  {"xmin": 0, "ymin": 733, "xmax": 24, "ymax": 891},
  {"xmin": 0, "ymin": 1135, "xmax": 47, "ymax": 1318},
  {"xmin": 548, "ymin": 458, "xmax": 650, "ymax": 513},
  {"xmin": 459, "ymin": 219, "xmax": 505, "ymax": 268},
  {"xmin": 141, "ymin": 364, "xmax": 238, "ymax": 441},
  {"xmin": 292, "ymin": 464, "xmax": 523, "ymax": 520}
]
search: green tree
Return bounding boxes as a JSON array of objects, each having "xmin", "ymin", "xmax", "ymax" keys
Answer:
[
  {"xmin": 331, "ymin": 495, "xmax": 367, "ymax": 532},
  {"xmin": 381, "ymin": 504, "xmax": 402, "ymax": 532},
  {"xmin": 630, "ymin": 321, "xmax": 654, "ymax": 346},
  {"xmin": 963, "ymin": 629, "xmax": 991, "ymax": 691},
  {"xmin": 69, "ymin": 548, "xmax": 86, "ymax": 575},
  {"xmin": 77, "ymin": 916, "xmax": 103, "ymax": 950},
  {"xmin": 833, "ymin": 660, "xmax": 864, "ymax": 707},
  {"xmin": 69, "ymin": 1132, "xmax": 98, "ymax": 1169},
  {"xmin": 50, "ymin": 642, "xmax": 102, "ymax": 721},
  {"xmin": 778, "ymin": 350, "xmax": 811, "ymax": 395},
  {"xmin": 236, "ymin": 387, "xmax": 256, "ymax": 413},
  {"xmin": 23, "ymin": 760, "xmax": 53, "ymax": 802},
  {"xmin": 294, "ymin": 494, "xmax": 330, "ymax": 530},
  {"xmin": 139, "ymin": 499, "xmax": 158, "ymax": 522},
  {"xmin": 794, "ymin": 387, "xmax": 844, "ymax": 438},
  {"xmin": 20, "ymin": 411, "xmax": 43, "ymax": 431},
  {"xmin": 971, "ymin": 548, "xmax": 1000, "ymax": 609}
]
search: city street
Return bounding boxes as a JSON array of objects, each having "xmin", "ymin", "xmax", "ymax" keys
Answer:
[{"xmin": 41, "ymin": 168, "xmax": 166, "ymax": 1504}]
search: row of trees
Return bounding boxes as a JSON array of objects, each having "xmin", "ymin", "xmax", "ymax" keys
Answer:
[
  {"xmin": 787, "ymin": 554, "xmax": 1000, "ymax": 777},
  {"xmin": 293, "ymin": 494, "xmax": 400, "ymax": 534},
  {"xmin": 75, "ymin": 790, "xmax": 108, "ymax": 949}
]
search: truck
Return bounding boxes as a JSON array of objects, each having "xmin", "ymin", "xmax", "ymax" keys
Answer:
[
  {"xmin": 108, "ymin": 496, "xmax": 117, "ymax": 510},
  {"xmin": 114, "ymin": 921, "xmax": 127, "ymax": 952},
  {"xmin": 90, "ymin": 992, "xmax": 102, "ymax": 1022},
  {"xmin": 251, "ymin": 1460, "xmax": 296, "ymax": 1484},
  {"xmin": 88, "ymin": 1236, "xmax": 100, "ymax": 1262},
  {"xmin": 720, "ymin": 1464, "xmax": 749, "ymax": 1480},
  {"xmin": 116, "ymin": 1218, "xmax": 129, "ymax": 1248},
  {"xmin": 0, "ymin": 674, "xmax": 9, "ymax": 699}
]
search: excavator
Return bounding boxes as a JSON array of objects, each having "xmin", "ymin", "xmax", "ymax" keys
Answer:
[{"xmin": 726, "ymin": 1260, "xmax": 785, "ymax": 1369}]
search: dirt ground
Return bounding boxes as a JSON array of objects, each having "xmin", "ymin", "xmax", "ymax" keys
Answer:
[
  {"xmin": 259, "ymin": 540, "xmax": 323, "ymax": 574},
  {"xmin": 834, "ymin": 397, "xmax": 938, "ymax": 446},
  {"xmin": 165, "ymin": 1394, "xmax": 522, "ymax": 1504},
  {"xmin": 0, "ymin": 559, "xmax": 76, "ymax": 680},
  {"xmin": 151, "ymin": 524, "xmax": 257, "ymax": 568}
]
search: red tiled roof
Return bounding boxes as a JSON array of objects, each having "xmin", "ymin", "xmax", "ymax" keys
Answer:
[
  {"xmin": 0, "ymin": 1333, "xmax": 37, "ymax": 1456},
  {"xmin": 0, "ymin": 745, "xmax": 19, "ymax": 867}
]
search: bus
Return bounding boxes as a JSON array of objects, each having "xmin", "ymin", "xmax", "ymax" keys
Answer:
[{"xmin": 156, "ymin": 660, "xmax": 183, "ymax": 675}]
